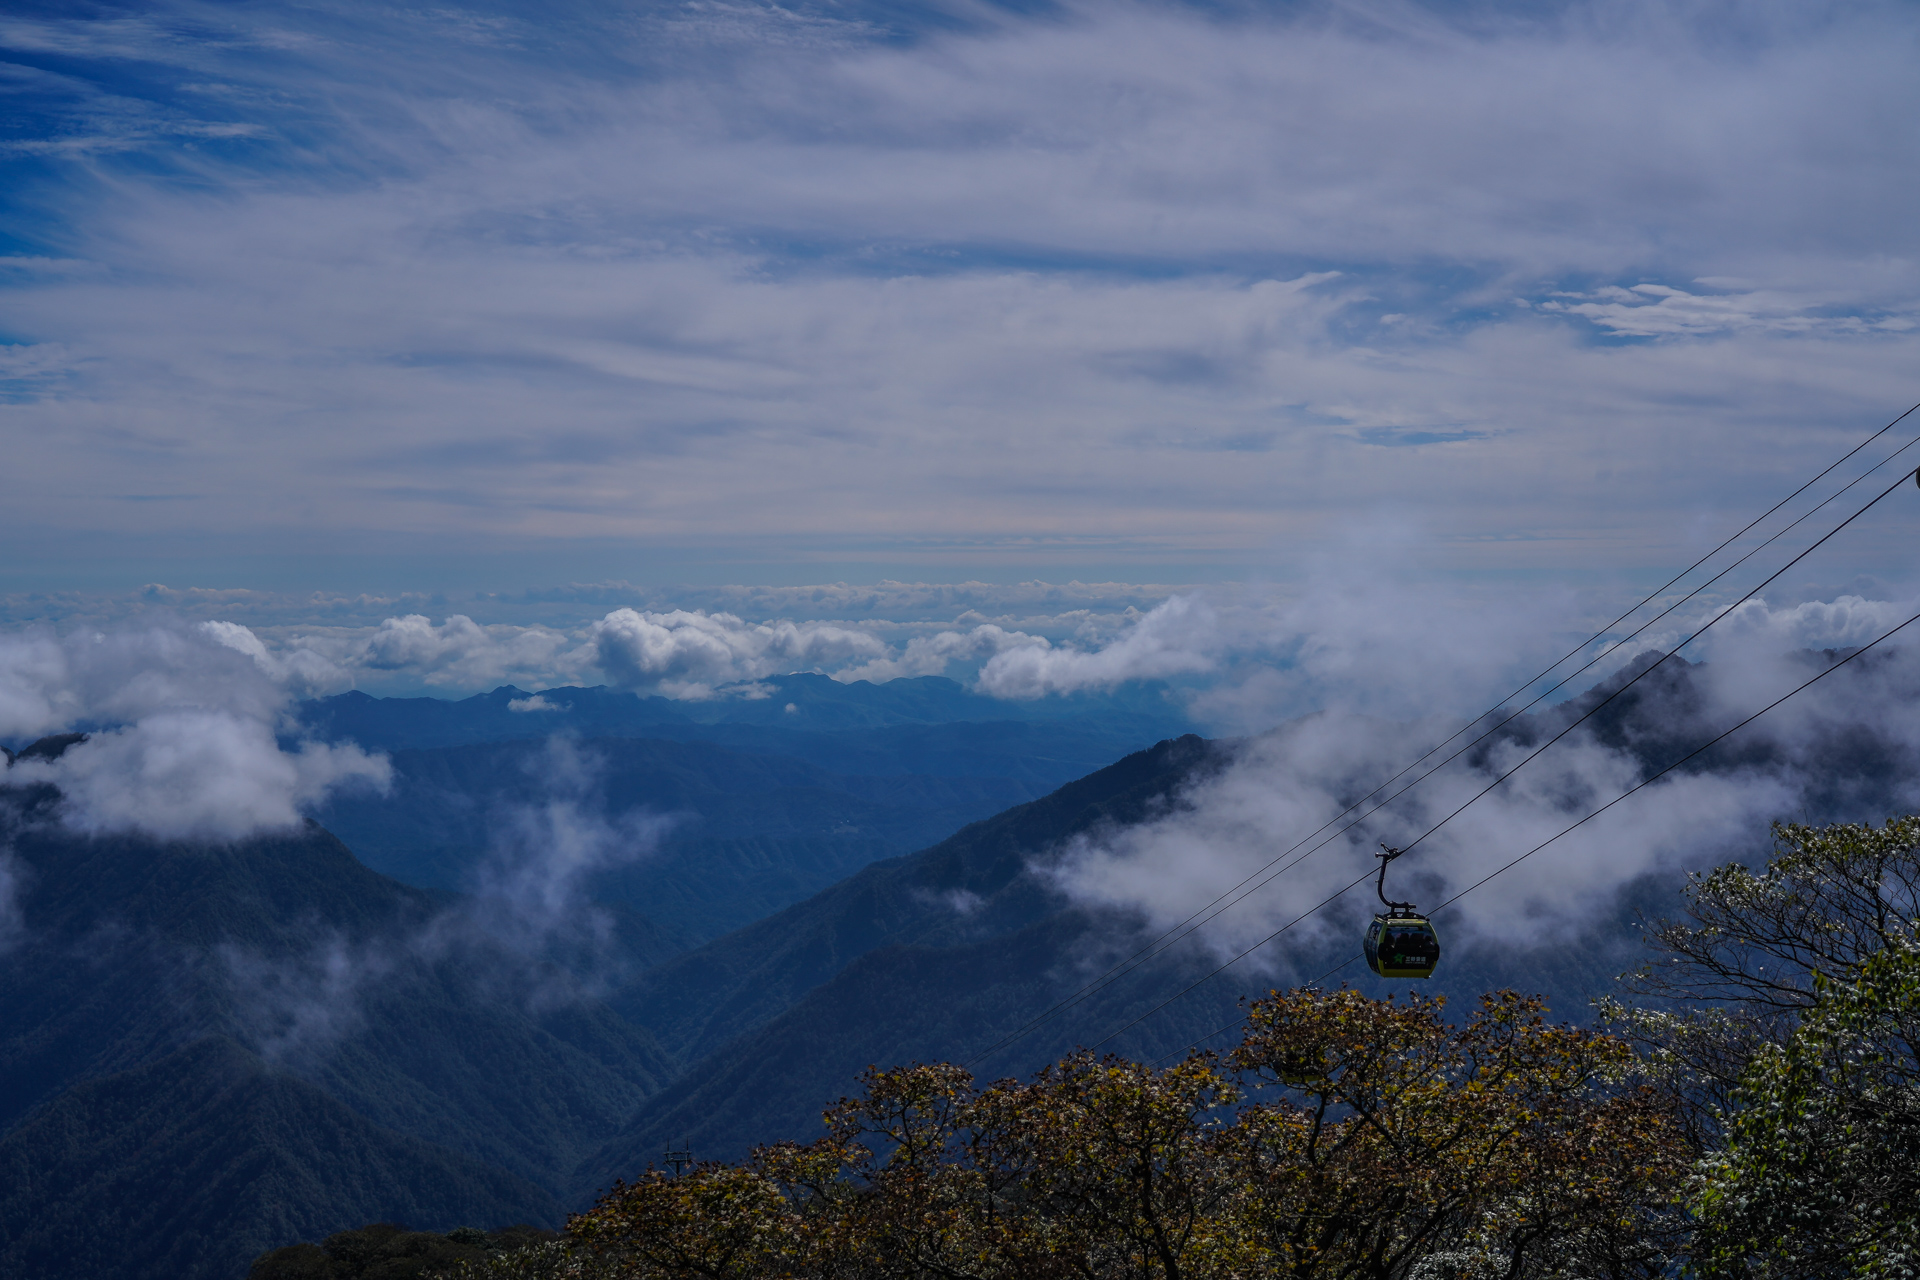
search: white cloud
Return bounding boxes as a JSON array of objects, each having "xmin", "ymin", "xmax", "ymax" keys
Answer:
[
  {"xmin": 0, "ymin": 621, "xmax": 389, "ymax": 840},
  {"xmin": 349, "ymin": 613, "xmax": 585, "ymax": 690},
  {"xmin": 588, "ymin": 608, "xmax": 888, "ymax": 697},
  {"xmin": 199, "ymin": 618, "xmax": 349, "ymax": 698},
  {"xmin": 10, "ymin": 710, "xmax": 389, "ymax": 842},
  {"xmin": 0, "ymin": 632, "xmax": 71, "ymax": 740},
  {"xmin": 1533, "ymin": 283, "xmax": 1915, "ymax": 338},
  {"xmin": 835, "ymin": 622, "xmax": 1050, "ymax": 685},
  {"xmin": 1700, "ymin": 594, "xmax": 1914, "ymax": 655},
  {"xmin": 975, "ymin": 595, "xmax": 1223, "ymax": 698},
  {"xmin": 0, "ymin": 621, "xmax": 287, "ymax": 739}
]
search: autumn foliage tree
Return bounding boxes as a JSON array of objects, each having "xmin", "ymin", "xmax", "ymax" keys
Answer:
[
  {"xmin": 566, "ymin": 988, "xmax": 1687, "ymax": 1280},
  {"xmin": 1225, "ymin": 989, "xmax": 1687, "ymax": 1278}
]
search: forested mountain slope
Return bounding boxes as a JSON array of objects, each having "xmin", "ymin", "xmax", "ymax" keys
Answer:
[
  {"xmin": 0, "ymin": 1038, "xmax": 557, "ymax": 1280},
  {"xmin": 312, "ymin": 735, "xmax": 1047, "ymax": 945},
  {"xmin": 604, "ymin": 734, "xmax": 1230, "ymax": 1069},
  {"xmin": 582, "ymin": 733, "xmax": 1659, "ymax": 1174},
  {"xmin": 0, "ymin": 770, "xmax": 669, "ymax": 1280}
]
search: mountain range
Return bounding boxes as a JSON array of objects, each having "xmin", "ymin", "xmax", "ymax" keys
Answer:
[{"xmin": 2, "ymin": 658, "xmax": 1909, "ymax": 1279}]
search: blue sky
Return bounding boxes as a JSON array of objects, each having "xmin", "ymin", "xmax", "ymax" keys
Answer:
[{"xmin": 2, "ymin": 0, "xmax": 1918, "ymax": 608}]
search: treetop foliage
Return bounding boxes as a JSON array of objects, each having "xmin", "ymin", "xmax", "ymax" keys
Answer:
[
  {"xmin": 261, "ymin": 815, "xmax": 1920, "ymax": 1279},
  {"xmin": 563, "ymin": 987, "xmax": 1687, "ymax": 1280}
]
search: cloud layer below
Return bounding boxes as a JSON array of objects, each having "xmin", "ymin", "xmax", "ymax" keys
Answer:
[
  {"xmin": 1047, "ymin": 600, "xmax": 1920, "ymax": 974},
  {"xmin": 1, "ymin": 622, "xmax": 388, "ymax": 840},
  {"xmin": 9, "ymin": 531, "xmax": 1919, "ymax": 852}
]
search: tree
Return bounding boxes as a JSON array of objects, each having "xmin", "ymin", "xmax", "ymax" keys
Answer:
[
  {"xmin": 1691, "ymin": 943, "xmax": 1920, "ymax": 1278},
  {"xmin": 573, "ymin": 1055, "xmax": 1243, "ymax": 1280},
  {"xmin": 1227, "ymin": 988, "xmax": 1686, "ymax": 1280},
  {"xmin": 1604, "ymin": 817, "xmax": 1920, "ymax": 1276},
  {"xmin": 248, "ymin": 1224, "xmax": 562, "ymax": 1280},
  {"xmin": 569, "ymin": 988, "xmax": 1684, "ymax": 1280},
  {"xmin": 1607, "ymin": 816, "xmax": 1920, "ymax": 1153}
]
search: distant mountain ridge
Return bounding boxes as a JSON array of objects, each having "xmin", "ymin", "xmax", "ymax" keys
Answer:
[
  {"xmin": 296, "ymin": 673, "xmax": 1194, "ymax": 755},
  {"xmin": 11, "ymin": 652, "xmax": 1918, "ymax": 1278},
  {"xmin": 304, "ymin": 673, "xmax": 1201, "ymax": 946}
]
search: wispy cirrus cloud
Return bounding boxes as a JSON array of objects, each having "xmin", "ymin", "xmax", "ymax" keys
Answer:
[
  {"xmin": 1534, "ymin": 283, "xmax": 1920, "ymax": 338},
  {"xmin": 0, "ymin": 0, "xmax": 1917, "ymax": 593}
]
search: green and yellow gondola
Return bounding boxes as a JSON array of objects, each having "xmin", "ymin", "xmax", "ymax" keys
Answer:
[
  {"xmin": 1364, "ymin": 912, "xmax": 1440, "ymax": 978},
  {"xmin": 1364, "ymin": 845, "xmax": 1441, "ymax": 979}
]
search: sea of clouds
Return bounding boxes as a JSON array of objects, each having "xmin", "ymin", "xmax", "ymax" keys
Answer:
[
  {"xmin": 5, "ymin": 570, "xmax": 1920, "ymax": 1049},
  {"xmin": 2, "ymin": 568, "xmax": 1915, "ymax": 862}
]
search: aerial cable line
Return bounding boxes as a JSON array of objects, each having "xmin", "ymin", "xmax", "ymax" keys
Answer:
[
  {"xmin": 965, "ymin": 410, "xmax": 1920, "ymax": 1067},
  {"xmin": 1084, "ymin": 461, "xmax": 1913, "ymax": 1055},
  {"xmin": 976, "ymin": 441, "xmax": 1920, "ymax": 1067},
  {"xmin": 1379, "ymin": 461, "xmax": 1919, "ymax": 865},
  {"xmin": 974, "ymin": 420, "xmax": 1920, "ymax": 1066},
  {"xmin": 1147, "ymin": 597, "xmax": 1920, "ymax": 1067}
]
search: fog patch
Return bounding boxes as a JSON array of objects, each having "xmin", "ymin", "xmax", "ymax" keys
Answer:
[
  {"xmin": 222, "ymin": 934, "xmax": 391, "ymax": 1063},
  {"xmin": 911, "ymin": 886, "xmax": 985, "ymax": 917},
  {"xmin": 221, "ymin": 736, "xmax": 673, "ymax": 1058},
  {"xmin": 456, "ymin": 736, "xmax": 674, "ymax": 992},
  {"xmin": 507, "ymin": 694, "xmax": 562, "ymax": 712},
  {"xmin": 1045, "ymin": 591, "xmax": 1920, "ymax": 973},
  {"xmin": 1, "ymin": 620, "xmax": 390, "ymax": 841}
]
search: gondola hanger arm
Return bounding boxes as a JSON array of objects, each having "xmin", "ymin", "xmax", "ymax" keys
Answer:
[{"xmin": 1376, "ymin": 844, "xmax": 1417, "ymax": 914}]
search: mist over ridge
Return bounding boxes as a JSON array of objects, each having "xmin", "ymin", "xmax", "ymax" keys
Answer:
[{"xmin": 6, "ymin": 570, "xmax": 1919, "ymax": 952}]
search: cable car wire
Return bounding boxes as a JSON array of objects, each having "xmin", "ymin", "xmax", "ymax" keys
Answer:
[
  {"xmin": 960, "ymin": 405, "xmax": 1920, "ymax": 1067},
  {"xmin": 1140, "ymin": 598, "xmax": 1920, "ymax": 1067},
  {"xmin": 1383, "ymin": 462, "xmax": 1918, "ymax": 864},
  {"xmin": 967, "ymin": 447, "xmax": 1920, "ymax": 1068}
]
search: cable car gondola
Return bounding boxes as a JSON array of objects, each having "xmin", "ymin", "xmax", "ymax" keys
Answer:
[{"xmin": 1364, "ymin": 845, "xmax": 1440, "ymax": 979}]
